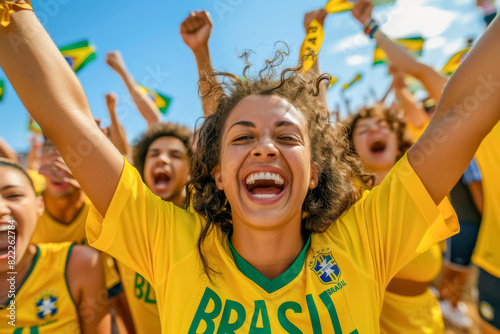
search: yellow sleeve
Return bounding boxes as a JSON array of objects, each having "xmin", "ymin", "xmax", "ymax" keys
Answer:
[
  {"xmin": 86, "ymin": 158, "xmax": 202, "ymax": 287},
  {"xmin": 344, "ymin": 153, "xmax": 459, "ymax": 287}
]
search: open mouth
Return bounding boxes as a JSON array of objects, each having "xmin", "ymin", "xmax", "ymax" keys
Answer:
[
  {"xmin": 369, "ymin": 139, "xmax": 387, "ymax": 154},
  {"xmin": 0, "ymin": 223, "xmax": 15, "ymax": 258},
  {"xmin": 153, "ymin": 170, "xmax": 171, "ymax": 190},
  {"xmin": 245, "ymin": 171, "xmax": 285, "ymax": 199}
]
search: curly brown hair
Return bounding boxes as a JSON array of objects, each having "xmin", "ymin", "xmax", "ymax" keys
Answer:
[
  {"xmin": 133, "ymin": 123, "xmax": 194, "ymax": 181},
  {"xmin": 185, "ymin": 48, "xmax": 374, "ymax": 279},
  {"xmin": 343, "ymin": 104, "xmax": 413, "ymax": 158}
]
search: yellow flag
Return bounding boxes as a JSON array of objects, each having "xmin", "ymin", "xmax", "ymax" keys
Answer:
[
  {"xmin": 342, "ymin": 73, "xmax": 362, "ymax": 91},
  {"xmin": 324, "ymin": 0, "xmax": 354, "ymax": 14},
  {"xmin": 328, "ymin": 76, "xmax": 338, "ymax": 89},
  {"xmin": 373, "ymin": 37, "xmax": 425, "ymax": 65},
  {"xmin": 441, "ymin": 47, "xmax": 471, "ymax": 76},
  {"xmin": 300, "ymin": 19, "xmax": 325, "ymax": 74},
  {"xmin": 325, "ymin": 0, "xmax": 395, "ymax": 14}
]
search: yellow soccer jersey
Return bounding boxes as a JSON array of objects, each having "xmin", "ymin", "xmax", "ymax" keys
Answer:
[
  {"xmin": 380, "ymin": 289, "xmax": 444, "ymax": 334},
  {"xmin": 473, "ymin": 122, "xmax": 500, "ymax": 278},
  {"xmin": 0, "ymin": 243, "xmax": 80, "ymax": 333},
  {"xmin": 31, "ymin": 197, "xmax": 91, "ymax": 246},
  {"xmin": 31, "ymin": 197, "xmax": 121, "ymax": 296},
  {"xmin": 87, "ymin": 154, "xmax": 458, "ymax": 333},
  {"xmin": 117, "ymin": 262, "xmax": 161, "ymax": 333},
  {"xmin": 406, "ymin": 119, "xmax": 430, "ymax": 143}
]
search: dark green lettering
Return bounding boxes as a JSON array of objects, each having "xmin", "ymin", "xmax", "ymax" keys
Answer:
[
  {"xmin": 278, "ymin": 301, "xmax": 302, "ymax": 334},
  {"xmin": 188, "ymin": 287, "xmax": 222, "ymax": 334},
  {"xmin": 30, "ymin": 327, "xmax": 39, "ymax": 334},
  {"xmin": 306, "ymin": 294, "xmax": 322, "ymax": 334},
  {"xmin": 319, "ymin": 291, "xmax": 342, "ymax": 333},
  {"xmin": 144, "ymin": 282, "xmax": 157, "ymax": 304},
  {"xmin": 249, "ymin": 300, "xmax": 271, "ymax": 334},
  {"xmin": 216, "ymin": 300, "xmax": 246, "ymax": 333},
  {"xmin": 134, "ymin": 273, "xmax": 144, "ymax": 299}
]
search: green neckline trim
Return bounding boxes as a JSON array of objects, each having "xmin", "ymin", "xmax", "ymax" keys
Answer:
[
  {"xmin": 0, "ymin": 245, "xmax": 40, "ymax": 309},
  {"xmin": 227, "ymin": 232, "xmax": 310, "ymax": 294}
]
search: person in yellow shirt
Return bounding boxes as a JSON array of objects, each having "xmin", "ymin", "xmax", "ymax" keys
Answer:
[
  {"xmin": 0, "ymin": 158, "xmax": 110, "ymax": 333},
  {"xmin": 345, "ymin": 105, "xmax": 445, "ymax": 333},
  {"xmin": 30, "ymin": 138, "xmax": 133, "ymax": 332},
  {"xmin": 3, "ymin": 1, "xmax": 500, "ymax": 331},
  {"xmin": 116, "ymin": 122, "xmax": 193, "ymax": 333},
  {"xmin": 473, "ymin": 123, "xmax": 500, "ymax": 334}
]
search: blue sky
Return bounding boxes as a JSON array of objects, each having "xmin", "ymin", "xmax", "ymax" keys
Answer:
[{"xmin": 0, "ymin": 0, "xmax": 490, "ymax": 152}]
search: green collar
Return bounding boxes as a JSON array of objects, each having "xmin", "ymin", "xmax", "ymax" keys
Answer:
[{"xmin": 227, "ymin": 232, "xmax": 310, "ymax": 293}]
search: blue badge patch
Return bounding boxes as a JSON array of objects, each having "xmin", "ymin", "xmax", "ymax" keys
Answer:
[
  {"xmin": 310, "ymin": 251, "xmax": 341, "ymax": 284},
  {"xmin": 35, "ymin": 291, "xmax": 58, "ymax": 320}
]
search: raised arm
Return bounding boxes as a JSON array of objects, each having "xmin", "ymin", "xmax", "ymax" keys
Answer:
[
  {"xmin": 407, "ymin": 16, "xmax": 500, "ymax": 203},
  {"xmin": 0, "ymin": 135, "xmax": 17, "ymax": 161},
  {"xmin": 302, "ymin": 9, "xmax": 329, "ymax": 108},
  {"xmin": 351, "ymin": 0, "xmax": 447, "ymax": 101},
  {"xmin": 105, "ymin": 93, "xmax": 133, "ymax": 161},
  {"xmin": 106, "ymin": 51, "xmax": 161, "ymax": 129},
  {"xmin": 390, "ymin": 66, "xmax": 429, "ymax": 130},
  {"xmin": 180, "ymin": 11, "xmax": 222, "ymax": 118},
  {"xmin": 0, "ymin": 5, "xmax": 123, "ymax": 216}
]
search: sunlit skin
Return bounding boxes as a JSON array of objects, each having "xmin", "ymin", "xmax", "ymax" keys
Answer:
[
  {"xmin": 352, "ymin": 117, "xmax": 399, "ymax": 185},
  {"xmin": 0, "ymin": 167, "xmax": 43, "ymax": 278},
  {"xmin": 39, "ymin": 143, "xmax": 85, "ymax": 224},
  {"xmin": 40, "ymin": 144, "xmax": 78, "ymax": 198},
  {"xmin": 143, "ymin": 137, "xmax": 190, "ymax": 206},
  {"xmin": 213, "ymin": 95, "xmax": 318, "ymax": 280}
]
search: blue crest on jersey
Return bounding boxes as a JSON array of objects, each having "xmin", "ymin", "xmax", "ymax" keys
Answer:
[
  {"xmin": 36, "ymin": 294, "xmax": 58, "ymax": 320},
  {"xmin": 311, "ymin": 251, "xmax": 341, "ymax": 284}
]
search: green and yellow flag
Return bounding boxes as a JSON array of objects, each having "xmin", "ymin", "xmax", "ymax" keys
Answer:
[
  {"xmin": 59, "ymin": 40, "xmax": 96, "ymax": 73},
  {"xmin": 342, "ymin": 73, "xmax": 362, "ymax": 91},
  {"xmin": 441, "ymin": 47, "xmax": 471, "ymax": 76},
  {"xmin": 325, "ymin": 0, "xmax": 395, "ymax": 14},
  {"xmin": 0, "ymin": 80, "xmax": 4, "ymax": 102},
  {"xmin": 139, "ymin": 86, "xmax": 172, "ymax": 115},
  {"xmin": 300, "ymin": 19, "xmax": 325, "ymax": 74},
  {"xmin": 373, "ymin": 37, "xmax": 425, "ymax": 65},
  {"xmin": 28, "ymin": 117, "xmax": 43, "ymax": 135}
]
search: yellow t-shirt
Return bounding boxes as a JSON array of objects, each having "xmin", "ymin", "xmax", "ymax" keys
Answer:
[
  {"xmin": 0, "ymin": 243, "xmax": 80, "ymax": 333},
  {"xmin": 87, "ymin": 154, "xmax": 458, "ymax": 333},
  {"xmin": 31, "ymin": 197, "xmax": 121, "ymax": 295},
  {"xmin": 407, "ymin": 119, "xmax": 430, "ymax": 142},
  {"xmin": 380, "ymin": 289, "xmax": 444, "ymax": 334},
  {"xmin": 473, "ymin": 122, "xmax": 500, "ymax": 278},
  {"xmin": 117, "ymin": 262, "xmax": 161, "ymax": 333},
  {"xmin": 26, "ymin": 169, "xmax": 46, "ymax": 195}
]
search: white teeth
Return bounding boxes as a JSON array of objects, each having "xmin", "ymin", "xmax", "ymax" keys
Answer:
[
  {"xmin": 245, "ymin": 172, "xmax": 284, "ymax": 185},
  {"xmin": 252, "ymin": 194, "xmax": 277, "ymax": 199},
  {"xmin": 0, "ymin": 225, "xmax": 11, "ymax": 232}
]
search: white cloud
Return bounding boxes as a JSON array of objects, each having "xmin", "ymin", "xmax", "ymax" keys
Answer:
[{"xmin": 345, "ymin": 54, "xmax": 371, "ymax": 65}]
